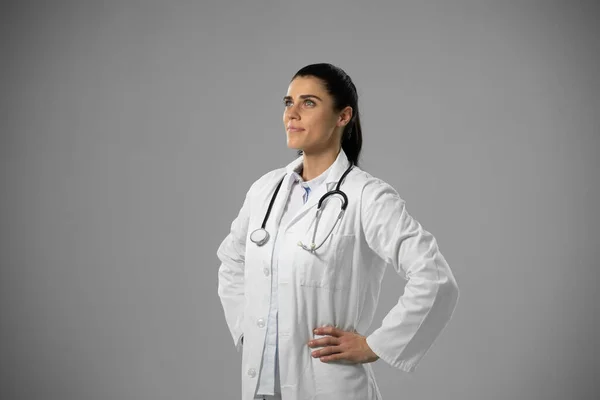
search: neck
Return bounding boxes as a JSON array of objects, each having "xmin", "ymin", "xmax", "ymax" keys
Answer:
[{"xmin": 301, "ymin": 146, "xmax": 340, "ymax": 181}]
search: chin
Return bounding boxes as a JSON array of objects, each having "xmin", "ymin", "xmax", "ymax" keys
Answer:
[{"xmin": 286, "ymin": 140, "xmax": 302, "ymax": 150}]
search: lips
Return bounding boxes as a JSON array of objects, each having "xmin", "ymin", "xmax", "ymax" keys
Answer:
[{"xmin": 287, "ymin": 126, "xmax": 305, "ymax": 132}]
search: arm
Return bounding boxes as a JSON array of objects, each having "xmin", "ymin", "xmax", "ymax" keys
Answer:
[
  {"xmin": 362, "ymin": 179, "xmax": 459, "ymax": 372},
  {"xmin": 217, "ymin": 185, "xmax": 253, "ymax": 353}
]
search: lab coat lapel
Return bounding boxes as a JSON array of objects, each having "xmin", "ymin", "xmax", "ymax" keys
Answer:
[
  {"xmin": 266, "ymin": 171, "xmax": 296, "ymax": 236},
  {"xmin": 283, "ymin": 149, "xmax": 351, "ymax": 233}
]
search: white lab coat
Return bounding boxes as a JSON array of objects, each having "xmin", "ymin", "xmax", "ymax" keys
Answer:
[{"xmin": 217, "ymin": 149, "xmax": 459, "ymax": 400}]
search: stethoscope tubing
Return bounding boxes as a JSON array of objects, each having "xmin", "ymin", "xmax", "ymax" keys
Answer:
[{"xmin": 251, "ymin": 164, "xmax": 354, "ymax": 249}]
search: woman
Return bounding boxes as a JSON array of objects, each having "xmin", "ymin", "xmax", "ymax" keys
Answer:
[{"xmin": 217, "ymin": 63, "xmax": 459, "ymax": 400}]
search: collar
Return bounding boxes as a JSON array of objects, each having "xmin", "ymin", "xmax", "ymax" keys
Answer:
[
  {"xmin": 284, "ymin": 148, "xmax": 351, "ymax": 191},
  {"xmin": 290, "ymin": 163, "xmax": 331, "ymax": 190}
]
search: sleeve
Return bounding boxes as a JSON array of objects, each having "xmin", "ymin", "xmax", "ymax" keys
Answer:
[
  {"xmin": 362, "ymin": 179, "xmax": 459, "ymax": 372},
  {"xmin": 217, "ymin": 183, "xmax": 253, "ymax": 353}
]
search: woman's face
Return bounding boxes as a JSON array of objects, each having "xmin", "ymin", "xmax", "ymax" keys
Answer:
[{"xmin": 283, "ymin": 76, "xmax": 351, "ymax": 154}]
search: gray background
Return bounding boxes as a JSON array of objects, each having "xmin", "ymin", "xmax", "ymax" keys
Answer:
[{"xmin": 1, "ymin": 1, "xmax": 598, "ymax": 399}]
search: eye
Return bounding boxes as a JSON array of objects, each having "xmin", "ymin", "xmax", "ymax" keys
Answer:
[
  {"xmin": 304, "ymin": 99, "xmax": 315, "ymax": 106},
  {"xmin": 283, "ymin": 99, "xmax": 292, "ymax": 107}
]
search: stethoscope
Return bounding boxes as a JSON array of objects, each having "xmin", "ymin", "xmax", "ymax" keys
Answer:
[{"xmin": 249, "ymin": 164, "xmax": 354, "ymax": 253}]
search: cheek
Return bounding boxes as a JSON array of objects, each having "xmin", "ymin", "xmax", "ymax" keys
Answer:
[{"xmin": 308, "ymin": 112, "xmax": 332, "ymax": 132}]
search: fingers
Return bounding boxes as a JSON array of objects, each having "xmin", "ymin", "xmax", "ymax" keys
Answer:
[
  {"xmin": 318, "ymin": 352, "xmax": 347, "ymax": 362},
  {"xmin": 313, "ymin": 326, "xmax": 343, "ymax": 337},
  {"xmin": 308, "ymin": 334, "xmax": 342, "ymax": 359},
  {"xmin": 308, "ymin": 326, "xmax": 361, "ymax": 363},
  {"xmin": 311, "ymin": 345, "xmax": 342, "ymax": 359},
  {"xmin": 307, "ymin": 335, "xmax": 340, "ymax": 348}
]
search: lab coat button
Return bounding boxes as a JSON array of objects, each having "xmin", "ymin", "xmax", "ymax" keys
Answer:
[
  {"xmin": 257, "ymin": 318, "xmax": 265, "ymax": 328},
  {"xmin": 247, "ymin": 368, "xmax": 257, "ymax": 378},
  {"xmin": 263, "ymin": 268, "xmax": 270, "ymax": 276}
]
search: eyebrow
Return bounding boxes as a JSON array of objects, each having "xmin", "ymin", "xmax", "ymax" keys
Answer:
[{"xmin": 283, "ymin": 94, "xmax": 323, "ymax": 102}]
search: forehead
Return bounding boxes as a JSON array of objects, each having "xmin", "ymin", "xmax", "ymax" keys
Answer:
[{"xmin": 286, "ymin": 76, "xmax": 328, "ymax": 97}]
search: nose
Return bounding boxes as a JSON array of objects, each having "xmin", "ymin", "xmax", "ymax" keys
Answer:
[{"xmin": 284, "ymin": 103, "xmax": 300, "ymax": 121}]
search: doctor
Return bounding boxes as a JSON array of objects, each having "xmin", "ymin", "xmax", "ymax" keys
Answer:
[{"xmin": 217, "ymin": 63, "xmax": 459, "ymax": 400}]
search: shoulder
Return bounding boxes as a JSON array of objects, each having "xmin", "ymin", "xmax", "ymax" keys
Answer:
[
  {"xmin": 350, "ymin": 166, "xmax": 405, "ymax": 205},
  {"xmin": 246, "ymin": 166, "xmax": 286, "ymax": 197}
]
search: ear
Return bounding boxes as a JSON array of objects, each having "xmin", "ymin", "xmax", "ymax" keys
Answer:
[{"xmin": 337, "ymin": 106, "xmax": 353, "ymax": 128}]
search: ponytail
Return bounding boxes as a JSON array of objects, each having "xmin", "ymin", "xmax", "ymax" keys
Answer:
[{"xmin": 341, "ymin": 112, "xmax": 362, "ymax": 167}]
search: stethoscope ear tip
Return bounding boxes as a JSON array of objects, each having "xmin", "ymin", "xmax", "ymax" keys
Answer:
[{"xmin": 297, "ymin": 241, "xmax": 317, "ymax": 253}]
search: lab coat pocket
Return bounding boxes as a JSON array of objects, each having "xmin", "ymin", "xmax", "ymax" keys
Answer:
[{"xmin": 295, "ymin": 233, "xmax": 355, "ymax": 291}]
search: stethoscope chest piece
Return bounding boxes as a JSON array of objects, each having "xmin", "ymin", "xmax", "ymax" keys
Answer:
[{"xmin": 250, "ymin": 228, "xmax": 269, "ymax": 246}]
